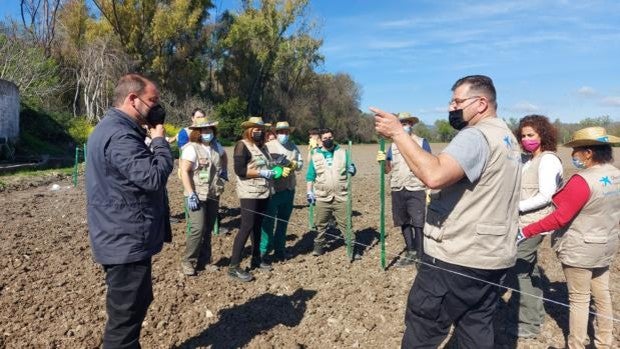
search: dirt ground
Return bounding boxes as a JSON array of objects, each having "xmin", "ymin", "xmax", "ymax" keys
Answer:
[{"xmin": 1, "ymin": 143, "xmax": 619, "ymax": 349}]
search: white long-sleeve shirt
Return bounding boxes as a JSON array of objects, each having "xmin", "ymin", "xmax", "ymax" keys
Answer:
[{"xmin": 519, "ymin": 153, "xmax": 563, "ymax": 212}]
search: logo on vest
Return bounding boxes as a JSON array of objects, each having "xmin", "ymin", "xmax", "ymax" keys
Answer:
[{"xmin": 599, "ymin": 176, "xmax": 612, "ymax": 186}]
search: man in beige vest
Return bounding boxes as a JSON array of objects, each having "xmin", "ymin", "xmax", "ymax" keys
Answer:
[
  {"xmin": 377, "ymin": 112, "xmax": 431, "ymax": 267},
  {"xmin": 306, "ymin": 128, "xmax": 357, "ymax": 256},
  {"xmin": 372, "ymin": 75, "xmax": 521, "ymax": 349}
]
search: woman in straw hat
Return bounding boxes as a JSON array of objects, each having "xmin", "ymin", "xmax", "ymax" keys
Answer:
[
  {"xmin": 229, "ymin": 116, "xmax": 282, "ymax": 282},
  {"xmin": 503, "ymin": 115, "xmax": 564, "ymax": 338},
  {"xmin": 179, "ymin": 117, "xmax": 225, "ymax": 276},
  {"xmin": 261, "ymin": 121, "xmax": 302, "ymax": 263},
  {"xmin": 518, "ymin": 126, "xmax": 620, "ymax": 349}
]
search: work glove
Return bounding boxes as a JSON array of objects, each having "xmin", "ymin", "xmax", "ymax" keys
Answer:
[
  {"xmin": 281, "ymin": 166, "xmax": 292, "ymax": 178},
  {"xmin": 219, "ymin": 168, "xmax": 229, "ymax": 181},
  {"xmin": 516, "ymin": 228, "xmax": 527, "ymax": 245},
  {"xmin": 259, "ymin": 169, "xmax": 275, "ymax": 179},
  {"xmin": 187, "ymin": 192, "xmax": 200, "ymax": 211},
  {"xmin": 288, "ymin": 160, "xmax": 299, "ymax": 170},
  {"xmin": 347, "ymin": 163, "xmax": 357, "ymax": 176},
  {"xmin": 306, "ymin": 191, "xmax": 316, "ymax": 205},
  {"xmin": 376, "ymin": 151, "xmax": 386, "ymax": 162}
]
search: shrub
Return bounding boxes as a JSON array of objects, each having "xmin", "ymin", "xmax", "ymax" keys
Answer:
[{"xmin": 68, "ymin": 117, "xmax": 95, "ymax": 145}]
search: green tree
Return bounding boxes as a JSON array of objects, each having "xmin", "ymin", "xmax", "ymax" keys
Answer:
[{"xmin": 435, "ymin": 119, "xmax": 456, "ymax": 142}]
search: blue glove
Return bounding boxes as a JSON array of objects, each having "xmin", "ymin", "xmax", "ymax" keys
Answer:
[
  {"xmin": 516, "ymin": 228, "xmax": 526, "ymax": 245},
  {"xmin": 347, "ymin": 163, "xmax": 357, "ymax": 176},
  {"xmin": 219, "ymin": 169, "xmax": 229, "ymax": 181},
  {"xmin": 307, "ymin": 191, "xmax": 316, "ymax": 205},
  {"xmin": 187, "ymin": 192, "xmax": 200, "ymax": 211},
  {"xmin": 259, "ymin": 169, "xmax": 274, "ymax": 179}
]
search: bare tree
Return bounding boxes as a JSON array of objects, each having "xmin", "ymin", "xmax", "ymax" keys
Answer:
[{"xmin": 20, "ymin": 0, "xmax": 62, "ymax": 56}]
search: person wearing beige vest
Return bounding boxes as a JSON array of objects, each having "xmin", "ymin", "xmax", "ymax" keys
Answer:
[
  {"xmin": 520, "ymin": 126, "xmax": 620, "ymax": 349},
  {"xmin": 376, "ymin": 112, "xmax": 432, "ymax": 267},
  {"xmin": 229, "ymin": 117, "xmax": 287, "ymax": 282},
  {"xmin": 502, "ymin": 115, "xmax": 564, "ymax": 339},
  {"xmin": 260, "ymin": 121, "xmax": 302, "ymax": 263},
  {"xmin": 306, "ymin": 128, "xmax": 357, "ymax": 256},
  {"xmin": 179, "ymin": 117, "xmax": 225, "ymax": 276},
  {"xmin": 372, "ymin": 75, "xmax": 521, "ymax": 349}
]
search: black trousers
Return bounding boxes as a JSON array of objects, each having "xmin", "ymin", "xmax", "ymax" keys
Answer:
[
  {"xmin": 230, "ymin": 198, "xmax": 269, "ymax": 266},
  {"xmin": 102, "ymin": 258, "xmax": 153, "ymax": 349},
  {"xmin": 402, "ymin": 256, "xmax": 506, "ymax": 349}
]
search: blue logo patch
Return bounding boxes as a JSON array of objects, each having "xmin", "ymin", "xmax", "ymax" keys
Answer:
[{"xmin": 599, "ymin": 176, "xmax": 612, "ymax": 186}]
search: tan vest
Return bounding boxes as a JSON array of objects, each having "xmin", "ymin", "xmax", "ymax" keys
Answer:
[
  {"xmin": 235, "ymin": 140, "xmax": 273, "ymax": 199},
  {"xmin": 519, "ymin": 151, "xmax": 563, "ymax": 226},
  {"xmin": 424, "ymin": 117, "xmax": 522, "ymax": 270},
  {"xmin": 182, "ymin": 143, "xmax": 224, "ymax": 200},
  {"xmin": 312, "ymin": 147, "xmax": 348, "ymax": 202},
  {"xmin": 266, "ymin": 139, "xmax": 300, "ymax": 192},
  {"xmin": 390, "ymin": 135, "xmax": 426, "ymax": 192},
  {"xmin": 551, "ymin": 164, "xmax": 620, "ymax": 268}
]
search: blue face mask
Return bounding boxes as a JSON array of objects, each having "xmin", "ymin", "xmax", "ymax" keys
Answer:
[
  {"xmin": 201, "ymin": 133, "xmax": 213, "ymax": 143},
  {"xmin": 403, "ymin": 125, "xmax": 412, "ymax": 134},
  {"xmin": 277, "ymin": 134, "xmax": 289, "ymax": 144},
  {"xmin": 571, "ymin": 157, "xmax": 586, "ymax": 169}
]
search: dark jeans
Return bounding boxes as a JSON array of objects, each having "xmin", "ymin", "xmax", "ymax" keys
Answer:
[
  {"xmin": 402, "ymin": 256, "xmax": 506, "ymax": 349},
  {"xmin": 230, "ymin": 198, "xmax": 269, "ymax": 266},
  {"xmin": 102, "ymin": 258, "xmax": 153, "ymax": 349}
]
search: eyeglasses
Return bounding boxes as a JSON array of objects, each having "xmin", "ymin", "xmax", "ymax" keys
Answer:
[{"xmin": 449, "ymin": 96, "xmax": 480, "ymax": 106}]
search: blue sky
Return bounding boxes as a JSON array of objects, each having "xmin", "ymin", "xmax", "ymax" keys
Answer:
[{"xmin": 3, "ymin": 0, "xmax": 619, "ymax": 124}]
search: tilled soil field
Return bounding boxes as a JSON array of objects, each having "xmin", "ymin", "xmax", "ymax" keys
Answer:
[{"xmin": 1, "ymin": 144, "xmax": 619, "ymax": 349}]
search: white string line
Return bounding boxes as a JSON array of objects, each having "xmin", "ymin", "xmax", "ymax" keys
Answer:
[{"xmin": 199, "ymin": 194, "xmax": 620, "ymax": 324}]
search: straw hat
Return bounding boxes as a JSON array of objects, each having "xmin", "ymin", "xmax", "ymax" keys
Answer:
[
  {"xmin": 396, "ymin": 112, "xmax": 419, "ymax": 124},
  {"xmin": 241, "ymin": 116, "xmax": 271, "ymax": 129},
  {"xmin": 273, "ymin": 121, "xmax": 295, "ymax": 132},
  {"xmin": 188, "ymin": 117, "xmax": 218, "ymax": 129},
  {"xmin": 563, "ymin": 126, "xmax": 620, "ymax": 148}
]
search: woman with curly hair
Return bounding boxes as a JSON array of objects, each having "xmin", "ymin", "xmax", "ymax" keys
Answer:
[{"xmin": 505, "ymin": 114, "xmax": 564, "ymax": 338}]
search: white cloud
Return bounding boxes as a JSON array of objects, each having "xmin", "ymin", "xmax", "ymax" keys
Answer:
[
  {"xmin": 511, "ymin": 102, "xmax": 540, "ymax": 113},
  {"xmin": 601, "ymin": 96, "xmax": 620, "ymax": 107},
  {"xmin": 577, "ymin": 86, "xmax": 596, "ymax": 97}
]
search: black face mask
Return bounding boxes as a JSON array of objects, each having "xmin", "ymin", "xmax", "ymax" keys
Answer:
[
  {"xmin": 146, "ymin": 104, "xmax": 166, "ymax": 126},
  {"xmin": 448, "ymin": 109, "xmax": 467, "ymax": 130},
  {"xmin": 252, "ymin": 131, "xmax": 264, "ymax": 143},
  {"xmin": 322, "ymin": 139, "xmax": 334, "ymax": 149}
]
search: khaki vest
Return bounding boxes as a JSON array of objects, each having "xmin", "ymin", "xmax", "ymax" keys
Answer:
[
  {"xmin": 235, "ymin": 140, "xmax": 273, "ymax": 199},
  {"xmin": 519, "ymin": 151, "xmax": 563, "ymax": 226},
  {"xmin": 390, "ymin": 135, "xmax": 427, "ymax": 192},
  {"xmin": 313, "ymin": 147, "xmax": 348, "ymax": 202},
  {"xmin": 266, "ymin": 139, "xmax": 300, "ymax": 192},
  {"xmin": 182, "ymin": 143, "xmax": 224, "ymax": 200},
  {"xmin": 424, "ymin": 117, "xmax": 522, "ymax": 270},
  {"xmin": 551, "ymin": 164, "xmax": 620, "ymax": 268}
]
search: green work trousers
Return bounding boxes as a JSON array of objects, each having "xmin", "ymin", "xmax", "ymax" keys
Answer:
[
  {"xmin": 183, "ymin": 197, "xmax": 219, "ymax": 267},
  {"xmin": 260, "ymin": 189, "xmax": 294, "ymax": 256},
  {"xmin": 506, "ymin": 234, "xmax": 545, "ymax": 334},
  {"xmin": 313, "ymin": 198, "xmax": 347, "ymax": 247}
]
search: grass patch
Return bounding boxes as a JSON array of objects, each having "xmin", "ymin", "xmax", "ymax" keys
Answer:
[{"xmin": 0, "ymin": 165, "xmax": 74, "ymax": 179}]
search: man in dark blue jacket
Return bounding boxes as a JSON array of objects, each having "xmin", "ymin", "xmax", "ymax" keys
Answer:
[{"xmin": 86, "ymin": 73, "xmax": 173, "ymax": 348}]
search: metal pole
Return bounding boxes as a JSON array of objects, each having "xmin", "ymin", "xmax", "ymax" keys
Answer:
[
  {"xmin": 346, "ymin": 140, "xmax": 353, "ymax": 259},
  {"xmin": 379, "ymin": 139, "xmax": 386, "ymax": 270},
  {"xmin": 83, "ymin": 143, "xmax": 87, "ymax": 164},
  {"xmin": 73, "ymin": 146, "xmax": 79, "ymax": 187}
]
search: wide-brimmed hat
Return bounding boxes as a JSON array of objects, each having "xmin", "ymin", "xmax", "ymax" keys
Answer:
[
  {"xmin": 563, "ymin": 126, "xmax": 620, "ymax": 148},
  {"xmin": 273, "ymin": 121, "xmax": 295, "ymax": 132},
  {"xmin": 397, "ymin": 112, "xmax": 419, "ymax": 125},
  {"xmin": 241, "ymin": 116, "xmax": 271, "ymax": 129},
  {"xmin": 188, "ymin": 117, "xmax": 218, "ymax": 129}
]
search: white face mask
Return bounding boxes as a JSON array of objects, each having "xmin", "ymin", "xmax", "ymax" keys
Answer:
[
  {"xmin": 277, "ymin": 134, "xmax": 289, "ymax": 144},
  {"xmin": 403, "ymin": 125, "xmax": 412, "ymax": 134},
  {"xmin": 201, "ymin": 133, "xmax": 213, "ymax": 143}
]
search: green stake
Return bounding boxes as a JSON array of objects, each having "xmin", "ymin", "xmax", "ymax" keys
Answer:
[
  {"xmin": 379, "ymin": 139, "xmax": 386, "ymax": 270},
  {"xmin": 213, "ymin": 214, "xmax": 219, "ymax": 236},
  {"xmin": 73, "ymin": 146, "xmax": 79, "ymax": 187},
  {"xmin": 346, "ymin": 140, "xmax": 353, "ymax": 259},
  {"xmin": 83, "ymin": 143, "xmax": 87, "ymax": 164}
]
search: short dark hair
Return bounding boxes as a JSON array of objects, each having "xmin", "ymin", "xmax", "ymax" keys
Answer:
[
  {"xmin": 452, "ymin": 75, "xmax": 497, "ymax": 109},
  {"xmin": 113, "ymin": 73, "xmax": 153, "ymax": 107},
  {"xmin": 576, "ymin": 145, "xmax": 613, "ymax": 164},
  {"xmin": 308, "ymin": 127, "xmax": 321, "ymax": 136},
  {"xmin": 516, "ymin": 115, "xmax": 558, "ymax": 152},
  {"xmin": 191, "ymin": 108, "xmax": 205, "ymax": 118},
  {"xmin": 319, "ymin": 128, "xmax": 333, "ymax": 138}
]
